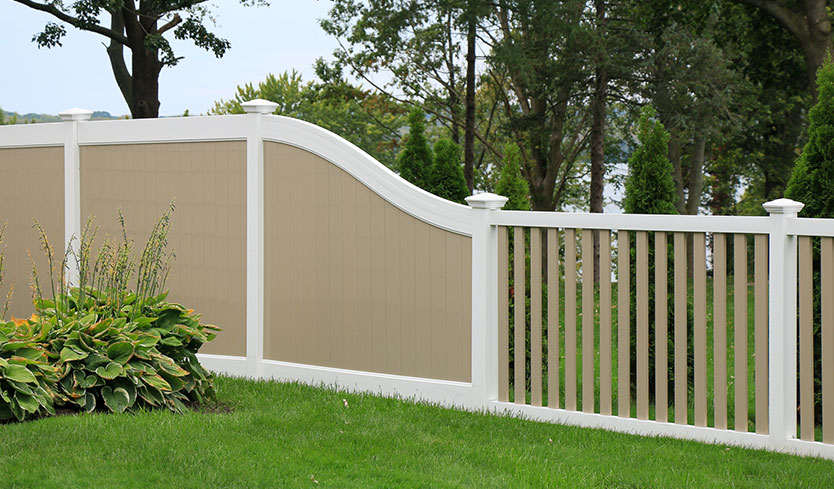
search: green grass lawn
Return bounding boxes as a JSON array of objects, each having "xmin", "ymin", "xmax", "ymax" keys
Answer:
[{"xmin": 2, "ymin": 376, "xmax": 832, "ymax": 488}]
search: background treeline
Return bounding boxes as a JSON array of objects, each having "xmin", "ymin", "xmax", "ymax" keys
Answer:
[{"xmin": 211, "ymin": 0, "xmax": 828, "ymax": 218}]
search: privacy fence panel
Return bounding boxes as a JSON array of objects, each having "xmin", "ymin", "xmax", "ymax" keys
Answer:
[
  {"xmin": 80, "ymin": 142, "xmax": 247, "ymax": 357},
  {"xmin": 263, "ymin": 142, "xmax": 472, "ymax": 382},
  {"xmin": 0, "ymin": 146, "xmax": 64, "ymax": 319}
]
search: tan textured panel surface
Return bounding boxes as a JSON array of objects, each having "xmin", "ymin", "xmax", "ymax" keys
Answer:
[
  {"xmin": 799, "ymin": 236, "xmax": 814, "ymax": 441},
  {"xmin": 655, "ymin": 232, "xmax": 668, "ymax": 423},
  {"xmin": 599, "ymin": 231, "xmax": 612, "ymax": 416},
  {"xmin": 734, "ymin": 234, "xmax": 748, "ymax": 432},
  {"xmin": 822, "ymin": 238, "xmax": 834, "ymax": 444},
  {"xmin": 674, "ymin": 232, "xmax": 687, "ymax": 424},
  {"xmin": 530, "ymin": 228, "xmax": 542, "ymax": 407},
  {"xmin": 582, "ymin": 229, "xmax": 594, "ymax": 413},
  {"xmin": 0, "ymin": 147, "xmax": 64, "ymax": 320},
  {"xmin": 514, "ymin": 226, "xmax": 526, "ymax": 402},
  {"xmin": 617, "ymin": 230, "xmax": 630, "ymax": 417},
  {"xmin": 714, "ymin": 234, "xmax": 727, "ymax": 430},
  {"xmin": 693, "ymin": 233, "xmax": 707, "ymax": 427},
  {"xmin": 547, "ymin": 228, "xmax": 560, "ymax": 409},
  {"xmin": 498, "ymin": 227, "xmax": 509, "ymax": 402},
  {"xmin": 565, "ymin": 228, "xmax": 577, "ymax": 411},
  {"xmin": 263, "ymin": 143, "xmax": 471, "ymax": 382},
  {"xmin": 754, "ymin": 234, "xmax": 769, "ymax": 434},
  {"xmin": 80, "ymin": 142, "xmax": 246, "ymax": 357},
  {"xmin": 636, "ymin": 231, "xmax": 649, "ymax": 420}
]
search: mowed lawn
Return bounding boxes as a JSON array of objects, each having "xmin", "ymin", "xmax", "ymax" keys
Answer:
[{"xmin": 1, "ymin": 376, "xmax": 832, "ymax": 488}]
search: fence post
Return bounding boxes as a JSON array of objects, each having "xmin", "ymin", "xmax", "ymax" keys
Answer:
[
  {"xmin": 763, "ymin": 197, "xmax": 804, "ymax": 449},
  {"xmin": 466, "ymin": 193, "xmax": 508, "ymax": 409},
  {"xmin": 58, "ymin": 108, "xmax": 92, "ymax": 286},
  {"xmin": 242, "ymin": 99, "xmax": 278, "ymax": 378}
]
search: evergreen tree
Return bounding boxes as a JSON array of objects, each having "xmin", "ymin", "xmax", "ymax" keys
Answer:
[
  {"xmin": 0, "ymin": 107, "xmax": 5, "ymax": 125},
  {"xmin": 429, "ymin": 139, "xmax": 469, "ymax": 204},
  {"xmin": 397, "ymin": 108, "xmax": 433, "ymax": 190},
  {"xmin": 786, "ymin": 61, "xmax": 834, "ymax": 217},
  {"xmin": 785, "ymin": 60, "xmax": 834, "ymax": 424},
  {"xmin": 495, "ymin": 143, "xmax": 530, "ymax": 211},
  {"xmin": 624, "ymin": 106, "xmax": 678, "ymax": 215}
]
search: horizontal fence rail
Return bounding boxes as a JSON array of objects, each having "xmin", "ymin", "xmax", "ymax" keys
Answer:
[{"xmin": 2, "ymin": 110, "xmax": 834, "ymax": 460}]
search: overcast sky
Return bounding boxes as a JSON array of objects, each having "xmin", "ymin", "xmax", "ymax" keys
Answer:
[{"xmin": 0, "ymin": 1, "xmax": 338, "ymax": 116}]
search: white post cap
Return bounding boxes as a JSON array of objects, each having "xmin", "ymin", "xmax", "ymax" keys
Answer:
[
  {"xmin": 241, "ymin": 99, "xmax": 278, "ymax": 114},
  {"xmin": 466, "ymin": 192, "xmax": 509, "ymax": 210},
  {"xmin": 763, "ymin": 198, "xmax": 804, "ymax": 215},
  {"xmin": 58, "ymin": 108, "xmax": 93, "ymax": 122}
]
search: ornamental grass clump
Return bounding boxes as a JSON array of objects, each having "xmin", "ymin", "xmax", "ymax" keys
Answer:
[{"xmin": 0, "ymin": 204, "xmax": 219, "ymax": 422}]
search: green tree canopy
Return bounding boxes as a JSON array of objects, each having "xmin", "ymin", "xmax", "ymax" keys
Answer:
[
  {"xmin": 494, "ymin": 143, "xmax": 530, "ymax": 211},
  {"xmin": 397, "ymin": 109, "xmax": 434, "ymax": 190},
  {"xmin": 786, "ymin": 61, "xmax": 834, "ymax": 218},
  {"xmin": 624, "ymin": 106, "xmax": 678, "ymax": 215},
  {"xmin": 429, "ymin": 139, "xmax": 469, "ymax": 204},
  {"xmin": 13, "ymin": 0, "xmax": 266, "ymax": 118},
  {"xmin": 212, "ymin": 66, "xmax": 406, "ymax": 168}
]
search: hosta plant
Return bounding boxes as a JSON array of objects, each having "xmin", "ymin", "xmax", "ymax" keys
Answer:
[{"xmin": 0, "ymin": 203, "xmax": 221, "ymax": 422}]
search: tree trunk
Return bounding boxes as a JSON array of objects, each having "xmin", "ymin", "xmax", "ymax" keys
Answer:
[
  {"xmin": 668, "ymin": 131, "xmax": 685, "ymax": 214},
  {"xmin": 685, "ymin": 135, "xmax": 706, "ymax": 215},
  {"xmin": 464, "ymin": 9, "xmax": 477, "ymax": 192},
  {"xmin": 590, "ymin": 0, "xmax": 607, "ymax": 284},
  {"xmin": 130, "ymin": 46, "xmax": 162, "ymax": 118}
]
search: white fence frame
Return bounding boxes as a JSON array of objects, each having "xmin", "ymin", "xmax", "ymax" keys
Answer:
[{"xmin": 1, "ymin": 104, "xmax": 832, "ymax": 460}]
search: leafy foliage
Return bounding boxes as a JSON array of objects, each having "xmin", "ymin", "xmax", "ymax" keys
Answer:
[
  {"xmin": 212, "ymin": 66, "xmax": 406, "ymax": 168},
  {"xmin": 397, "ymin": 108, "xmax": 434, "ymax": 190},
  {"xmin": 429, "ymin": 139, "xmax": 469, "ymax": 204},
  {"xmin": 0, "ymin": 206, "xmax": 218, "ymax": 422},
  {"xmin": 624, "ymin": 106, "xmax": 677, "ymax": 215},
  {"xmin": 495, "ymin": 143, "xmax": 530, "ymax": 211},
  {"xmin": 786, "ymin": 61, "xmax": 834, "ymax": 218}
]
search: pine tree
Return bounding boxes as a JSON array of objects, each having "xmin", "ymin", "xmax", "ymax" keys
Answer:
[
  {"xmin": 397, "ymin": 108, "xmax": 433, "ymax": 190},
  {"xmin": 429, "ymin": 139, "xmax": 469, "ymax": 203},
  {"xmin": 495, "ymin": 143, "xmax": 530, "ymax": 211},
  {"xmin": 624, "ymin": 106, "xmax": 678, "ymax": 215},
  {"xmin": 786, "ymin": 61, "xmax": 834, "ymax": 217}
]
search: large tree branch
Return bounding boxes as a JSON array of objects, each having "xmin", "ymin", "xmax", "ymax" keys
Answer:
[
  {"xmin": 106, "ymin": 9, "xmax": 132, "ymax": 106},
  {"xmin": 13, "ymin": 0, "xmax": 130, "ymax": 45},
  {"xmin": 732, "ymin": 0, "xmax": 807, "ymax": 41}
]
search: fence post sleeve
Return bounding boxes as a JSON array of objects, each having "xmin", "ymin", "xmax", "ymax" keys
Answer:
[
  {"xmin": 466, "ymin": 193, "xmax": 508, "ymax": 409},
  {"xmin": 763, "ymin": 197, "xmax": 804, "ymax": 449},
  {"xmin": 58, "ymin": 108, "xmax": 93, "ymax": 287},
  {"xmin": 242, "ymin": 99, "xmax": 278, "ymax": 378}
]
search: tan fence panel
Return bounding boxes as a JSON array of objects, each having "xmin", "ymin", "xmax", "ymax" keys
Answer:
[
  {"xmin": 674, "ymin": 232, "xmax": 687, "ymax": 424},
  {"xmin": 755, "ymin": 234, "xmax": 768, "ymax": 434},
  {"xmin": 0, "ymin": 147, "xmax": 64, "ymax": 320},
  {"xmin": 514, "ymin": 226, "xmax": 526, "ymax": 402},
  {"xmin": 81, "ymin": 142, "xmax": 246, "ymax": 357},
  {"xmin": 531, "ymin": 228, "xmax": 543, "ymax": 407},
  {"xmin": 799, "ymin": 236, "xmax": 814, "ymax": 440},
  {"xmin": 694, "ymin": 233, "xmax": 707, "ymax": 427},
  {"xmin": 655, "ymin": 231, "xmax": 668, "ymax": 422},
  {"xmin": 582, "ymin": 229, "xmax": 594, "ymax": 413},
  {"xmin": 498, "ymin": 227, "xmax": 509, "ymax": 402},
  {"xmin": 637, "ymin": 231, "xmax": 649, "ymax": 420},
  {"xmin": 565, "ymin": 228, "xmax": 577, "ymax": 411},
  {"xmin": 734, "ymin": 234, "xmax": 748, "ymax": 432},
  {"xmin": 618, "ymin": 230, "xmax": 630, "ymax": 417},
  {"xmin": 547, "ymin": 228, "xmax": 560, "ymax": 409},
  {"xmin": 714, "ymin": 233, "xmax": 728, "ymax": 430},
  {"xmin": 263, "ymin": 143, "xmax": 471, "ymax": 382},
  {"xmin": 823, "ymin": 237, "xmax": 834, "ymax": 444},
  {"xmin": 600, "ymin": 231, "xmax": 612, "ymax": 415}
]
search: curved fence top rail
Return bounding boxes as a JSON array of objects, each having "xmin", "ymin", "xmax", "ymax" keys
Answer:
[
  {"xmin": 261, "ymin": 115, "xmax": 471, "ymax": 235},
  {"xmin": 0, "ymin": 113, "xmax": 472, "ymax": 236}
]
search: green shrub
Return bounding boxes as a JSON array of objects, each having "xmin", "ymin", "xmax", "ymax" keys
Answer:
[{"xmin": 0, "ymin": 204, "xmax": 219, "ymax": 422}]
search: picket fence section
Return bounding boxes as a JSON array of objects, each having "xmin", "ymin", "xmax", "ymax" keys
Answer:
[{"xmin": 0, "ymin": 103, "xmax": 832, "ymax": 459}]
